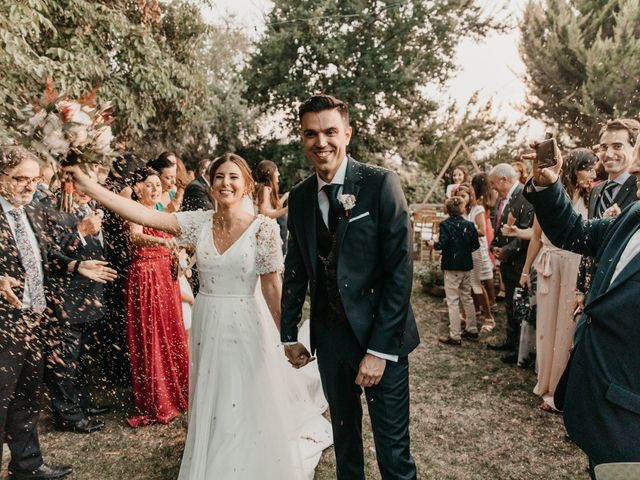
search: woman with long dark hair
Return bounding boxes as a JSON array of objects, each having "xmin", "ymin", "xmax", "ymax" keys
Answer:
[
  {"xmin": 254, "ymin": 160, "xmax": 289, "ymax": 250},
  {"xmin": 471, "ymin": 172, "xmax": 498, "ymax": 318}
]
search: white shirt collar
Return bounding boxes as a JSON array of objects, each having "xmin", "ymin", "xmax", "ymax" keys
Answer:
[
  {"xmin": 0, "ymin": 195, "xmax": 18, "ymax": 213},
  {"xmin": 611, "ymin": 170, "xmax": 631, "ymax": 186},
  {"xmin": 505, "ymin": 181, "xmax": 519, "ymax": 201},
  {"xmin": 317, "ymin": 157, "xmax": 348, "ymax": 192}
]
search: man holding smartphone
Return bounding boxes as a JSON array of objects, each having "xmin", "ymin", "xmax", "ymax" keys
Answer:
[{"xmin": 524, "ymin": 135, "xmax": 640, "ymax": 478}]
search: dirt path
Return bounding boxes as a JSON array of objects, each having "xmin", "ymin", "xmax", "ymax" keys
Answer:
[{"xmin": 2, "ymin": 286, "xmax": 588, "ymax": 479}]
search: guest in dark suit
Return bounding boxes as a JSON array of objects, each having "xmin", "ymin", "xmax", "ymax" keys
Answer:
[
  {"xmin": 46, "ymin": 169, "xmax": 108, "ymax": 434},
  {"xmin": 524, "ymin": 136, "xmax": 640, "ymax": 478},
  {"xmin": 0, "ymin": 146, "xmax": 115, "ymax": 480},
  {"xmin": 487, "ymin": 163, "xmax": 534, "ymax": 363},
  {"xmin": 280, "ymin": 95, "xmax": 419, "ymax": 479},
  {"xmin": 182, "ymin": 171, "xmax": 213, "ymax": 212},
  {"xmin": 575, "ymin": 118, "xmax": 640, "ymax": 310}
]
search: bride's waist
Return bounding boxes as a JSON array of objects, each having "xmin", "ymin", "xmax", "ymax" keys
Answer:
[{"xmin": 197, "ymin": 292, "xmax": 256, "ymax": 299}]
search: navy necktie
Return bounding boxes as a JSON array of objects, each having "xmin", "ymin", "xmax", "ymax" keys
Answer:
[
  {"xmin": 596, "ymin": 181, "xmax": 617, "ymax": 218},
  {"xmin": 322, "ymin": 184, "xmax": 341, "ymax": 234}
]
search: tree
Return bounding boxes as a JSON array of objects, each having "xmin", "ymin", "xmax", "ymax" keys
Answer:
[
  {"xmin": 520, "ymin": 0, "xmax": 640, "ymax": 144},
  {"xmin": 0, "ymin": 0, "xmax": 253, "ymax": 165},
  {"xmin": 245, "ymin": 0, "xmax": 501, "ymax": 166}
]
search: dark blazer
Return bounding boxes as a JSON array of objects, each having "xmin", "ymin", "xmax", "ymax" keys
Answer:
[
  {"xmin": 281, "ymin": 158, "xmax": 420, "ymax": 356},
  {"xmin": 524, "ymin": 179, "xmax": 640, "ymax": 464},
  {"xmin": 52, "ymin": 210, "xmax": 106, "ymax": 324},
  {"xmin": 588, "ymin": 174, "xmax": 637, "ymax": 218},
  {"xmin": 0, "ymin": 203, "xmax": 72, "ymax": 325},
  {"xmin": 182, "ymin": 175, "xmax": 213, "ymax": 212},
  {"xmin": 435, "ymin": 216, "xmax": 479, "ymax": 271},
  {"xmin": 490, "ymin": 183, "xmax": 534, "ymax": 271}
]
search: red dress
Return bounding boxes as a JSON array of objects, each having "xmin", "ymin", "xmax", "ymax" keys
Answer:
[{"xmin": 126, "ymin": 227, "xmax": 188, "ymax": 427}]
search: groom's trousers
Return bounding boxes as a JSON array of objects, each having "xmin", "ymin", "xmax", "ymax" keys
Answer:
[{"xmin": 314, "ymin": 320, "xmax": 417, "ymax": 480}]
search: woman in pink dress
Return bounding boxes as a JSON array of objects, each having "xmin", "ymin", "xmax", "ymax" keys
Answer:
[{"xmin": 126, "ymin": 167, "xmax": 188, "ymax": 426}]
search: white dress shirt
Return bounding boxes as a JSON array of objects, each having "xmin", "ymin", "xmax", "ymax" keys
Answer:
[
  {"xmin": 0, "ymin": 196, "xmax": 44, "ymax": 310},
  {"xmin": 315, "ymin": 158, "xmax": 398, "ymax": 363},
  {"xmin": 610, "ymin": 228, "xmax": 640, "ymax": 286}
]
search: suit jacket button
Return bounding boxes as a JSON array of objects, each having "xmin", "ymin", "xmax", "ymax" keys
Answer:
[{"xmin": 586, "ymin": 317, "xmax": 592, "ymax": 325}]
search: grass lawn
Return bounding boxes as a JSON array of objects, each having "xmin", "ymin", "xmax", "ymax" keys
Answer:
[{"xmin": 2, "ymin": 284, "xmax": 589, "ymax": 479}]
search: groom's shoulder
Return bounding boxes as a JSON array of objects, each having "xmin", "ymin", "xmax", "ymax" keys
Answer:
[
  {"xmin": 290, "ymin": 173, "xmax": 316, "ymax": 196},
  {"xmin": 352, "ymin": 159, "xmax": 395, "ymax": 184}
]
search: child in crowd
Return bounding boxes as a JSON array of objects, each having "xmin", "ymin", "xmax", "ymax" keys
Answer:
[
  {"xmin": 453, "ymin": 183, "xmax": 496, "ymax": 332},
  {"xmin": 445, "ymin": 165, "xmax": 471, "ymax": 198},
  {"xmin": 431, "ymin": 196, "xmax": 480, "ymax": 345}
]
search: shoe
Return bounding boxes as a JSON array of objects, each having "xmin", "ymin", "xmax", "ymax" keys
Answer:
[
  {"xmin": 438, "ymin": 335, "xmax": 461, "ymax": 346},
  {"xmin": 83, "ymin": 404, "xmax": 111, "ymax": 415},
  {"xmin": 54, "ymin": 417, "xmax": 104, "ymax": 433},
  {"xmin": 461, "ymin": 330, "xmax": 479, "ymax": 340},
  {"xmin": 518, "ymin": 358, "xmax": 535, "ymax": 370},
  {"xmin": 538, "ymin": 401, "xmax": 562, "ymax": 414},
  {"xmin": 487, "ymin": 341, "xmax": 515, "ymax": 351},
  {"xmin": 496, "ymin": 291, "xmax": 505, "ymax": 301},
  {"xmin": 9, "ymin": 463, "xmax": 72, "ymax": 480},
  {"xmin": 480, "ymin": 318, "xmax": 496, "ymax": 334},
  {"xmin": 501, "ymin": 352, "xmax": 518, "ymax": 364}
]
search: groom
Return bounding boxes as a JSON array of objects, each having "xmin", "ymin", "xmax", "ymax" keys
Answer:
[{"xmin": 281, "ymin": 94, "xmax": 420, "ymax": 479}]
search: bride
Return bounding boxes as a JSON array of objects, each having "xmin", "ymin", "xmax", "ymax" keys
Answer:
[{"xmin": 66, "ymin": 154, "xmax": 332, "ymax": 479}]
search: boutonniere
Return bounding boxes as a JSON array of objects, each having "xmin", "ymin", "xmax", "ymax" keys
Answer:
[{"xmin": 338, "ymin": 194, "xmax": 356, "ymax": 217}]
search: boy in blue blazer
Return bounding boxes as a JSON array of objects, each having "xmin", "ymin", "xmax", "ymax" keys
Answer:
[{"xmin": 432, "ymin": 196, "xmax": 480, "ymax": 345}]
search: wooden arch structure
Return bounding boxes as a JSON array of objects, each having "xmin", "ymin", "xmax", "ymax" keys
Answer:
[{"xmin": 422, "ymin": 138, "xmax": 481, "ymax": 203}]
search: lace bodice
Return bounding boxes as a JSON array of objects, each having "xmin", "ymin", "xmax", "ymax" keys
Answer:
[{"xmin": 174, "ymin": 211, "xmax": 283, "ymax": 296}]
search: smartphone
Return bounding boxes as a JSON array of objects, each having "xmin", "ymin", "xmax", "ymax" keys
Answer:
[{"xmin": 536, "ymin": 133, "xmax": 558, "ymax": 169}]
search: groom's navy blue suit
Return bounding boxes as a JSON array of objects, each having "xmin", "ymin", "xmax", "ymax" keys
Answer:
[
  {"xmin": 281, "ymin": 158, "xmax": 419, "ymax": 479},
  {"xmin": 524, "ymin": 179, "xmax": 640, "ymax": 467}
]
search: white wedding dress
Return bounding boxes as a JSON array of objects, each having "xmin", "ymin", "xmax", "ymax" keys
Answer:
[{"xmin": 174, "ymin": 211, "xmax": 332, "ymax": 480}]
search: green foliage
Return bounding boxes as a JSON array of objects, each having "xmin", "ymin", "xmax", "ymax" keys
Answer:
[
  {"xmin": 0, "ymin": 0, "xmax": 254, "ymax": 165},
  {"xmin": 520, "ymin": 0, "xmax": 640, "ymax": 144},
  {"xmin": 245, "ymin": 0, "xmax": 503, "ymax": 167}
]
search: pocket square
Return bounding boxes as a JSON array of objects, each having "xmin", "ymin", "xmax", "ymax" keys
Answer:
[{"xmin": 348, "ymin": 211, "xmax": 370, "ymax": 223}]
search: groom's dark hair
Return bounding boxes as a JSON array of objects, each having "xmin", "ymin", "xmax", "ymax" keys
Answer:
[{"xmin": 298, "ymin": 94, "xmax": 349, "ymax": 125}]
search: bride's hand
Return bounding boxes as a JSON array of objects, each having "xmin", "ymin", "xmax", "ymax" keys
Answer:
[
  {"xmin": 62, "ymin": 165, "xmax": 93, "ymax": 192},
  {"xmin": 284, "ymin": 343, "xmax": 315, "ymax": 369}
]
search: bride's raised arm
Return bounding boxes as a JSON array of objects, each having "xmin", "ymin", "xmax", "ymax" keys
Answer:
[{"xmin": 64, "ymin": 165, "xmax": 181, "ymax": 235}]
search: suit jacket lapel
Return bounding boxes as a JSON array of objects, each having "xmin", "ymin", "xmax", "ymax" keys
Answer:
[
  {"xmin": 0, "ymin": 210, "xmax": 20, "ymax": 260},
  {"xmin": 587, "ymin": 211, "xmax": 640, "ymax": 305},
  {"xmin": 336, "ymin": 158, "xmax": 362, "ymax": 254},
  {"xmin": 614, "ymin": 176, "xmax": 636, "ymax": 208}
]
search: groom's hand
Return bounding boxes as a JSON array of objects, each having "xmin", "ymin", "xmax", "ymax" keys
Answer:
[
  {"xmin": 284, "ymin": 343, "xmax": 315, "ymax": 369},
  {"xmin": 355, "ymin": 354, "xmax": 386, "ymax": 388}
]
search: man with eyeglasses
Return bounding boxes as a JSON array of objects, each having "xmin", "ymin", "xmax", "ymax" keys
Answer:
[
  {"xmin": 0, "ymin": 146, "xmax": 116, "ymax": 480},
  {"xmin": 575, "ymin": 118, "xmax": 640, "ymax": 311}
]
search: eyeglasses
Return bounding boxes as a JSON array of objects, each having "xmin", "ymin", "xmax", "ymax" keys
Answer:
[
  {"xmin": 0, "ymin": 172, "xmax": 43, "ymax": 186},
  {"xmin": 594, "ymin": 143, "xmax": 626, "ymax": 153}
]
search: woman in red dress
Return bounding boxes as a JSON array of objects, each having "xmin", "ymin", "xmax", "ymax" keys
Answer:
[{"xmin": 126, "ymin": 167, "xmax": 188, "ymax": 427}]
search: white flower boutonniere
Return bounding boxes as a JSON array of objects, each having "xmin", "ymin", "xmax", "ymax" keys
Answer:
[{"xmin": 338, "ymin": 194, "xmax": 356, "ymax": 217}]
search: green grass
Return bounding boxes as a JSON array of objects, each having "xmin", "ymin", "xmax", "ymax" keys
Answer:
[{"xmin": 2, "ymin": 284, "xmax": 588, "ymax": 479}]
